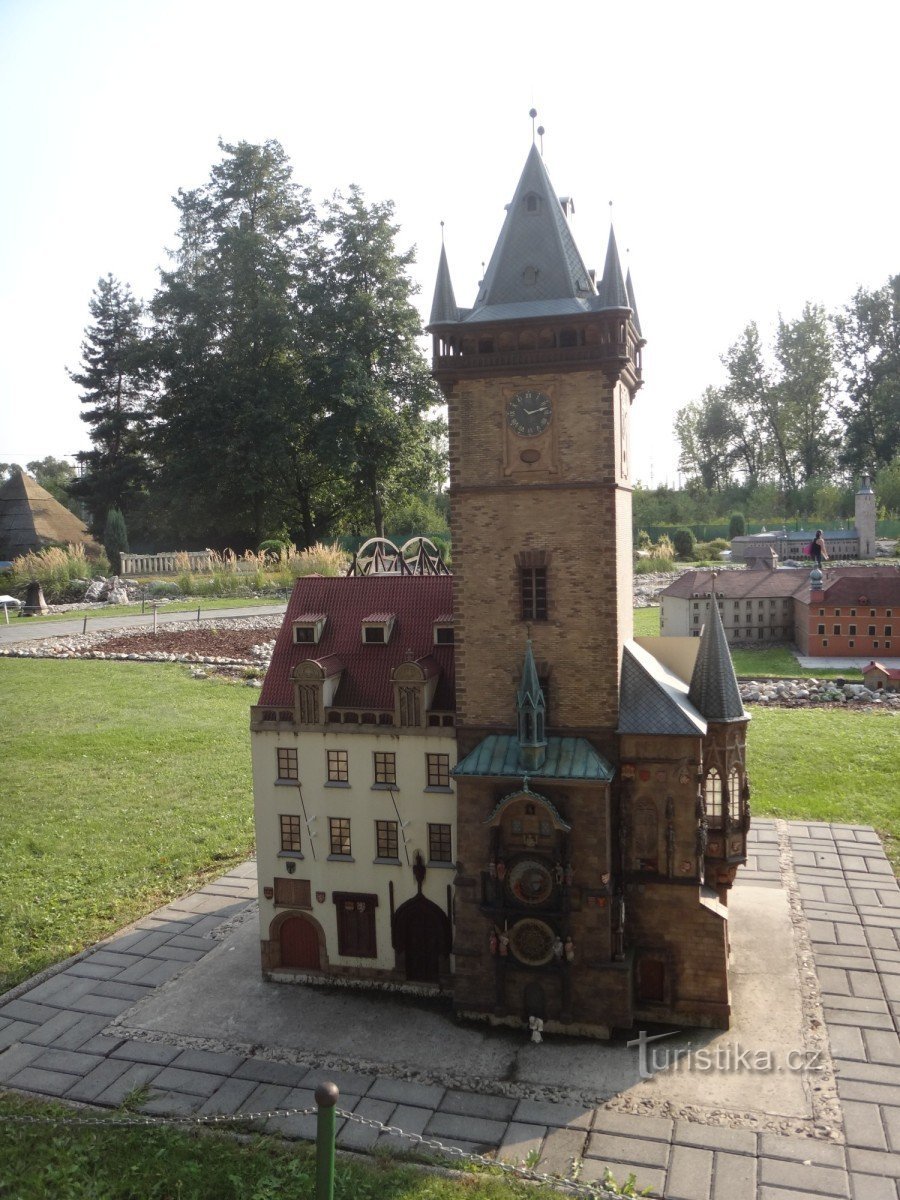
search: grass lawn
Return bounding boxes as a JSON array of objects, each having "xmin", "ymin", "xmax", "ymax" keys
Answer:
[
  {"xmin": 748, "ymin": 707, "xmax": 899, "ymax": 870},
  {"xmin": 632, "ymin": 607, "xmax": 862, "ymax": 680},
  {"xmin": 0, "ymin": 1096, "xmax": 565, "ymax": 1200},
  {"xmin": 0, "ymin": 660, "xmax": 256, "ymax": 992},
  {"xmin": 8, "ymin": 594, "xmax": 287, "ymax": 626}
]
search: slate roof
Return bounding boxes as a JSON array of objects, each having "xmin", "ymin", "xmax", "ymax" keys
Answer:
[
  {"xmin": 427, "ymin": 145, "xmax": 635, "ymax": 329},
  {"xmin": 429, "ymin": 243, "xmax": 459, "ymax": 325},
  {"xmin": 626, "ymin": 267, "xmax": 642, "ymax": 337},
  {"xmin": 619, "ymin": 641, "xmax": 707, "ymax": 737},
  {"xmin": 660, "ymin": 569, "xmax": 810, "ymax": 601},
  {"xmin": 259, "ymin": 575, "xmax": 455, "ymax": 711},
  {"xmin": 688, "ymin": 594, "xmax": 747, "ymax": 723},
  {"xmin": 0, "ymin": 471, "xmax": 98, "ymax": 561},
  {"xmin": 453, "ymin": 734, "xmax": 614, "ymax": 782}
]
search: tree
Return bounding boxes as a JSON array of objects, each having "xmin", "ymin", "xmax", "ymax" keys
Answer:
[
  {"xmin": 674, "ymin": 388, "xmax": 739, "ymax": 491},
  {"xmin": 25, "ymin": 457, "xmax": 78, "ymax": 508},
  {"xmin": 308, "ymin": 187, "xmax": 442, "ymax": 538},
  {"xmin": 68, "ymin": 275, "xmax": 150, "ymax": 529},
  {"xmin": 729, "ymin": 512, "xmax": 745, "ymax": 538},
  {"xmin": 103, "ymin": 508, "xmax": 129, "ymax": 573},
  {"xmin": 833, "ymin": 276, "xmax": 900, "ymax": 478},
  {"xmin": 720, "ymin": 324, "xmax": 772, "ymax": 487},
  {"xmin": 771, "ymin": 303, "xmax": 837, "ymax": 490},
  {"xmin": 151, "ymin": 139, "xmax": 317, "ymax": 547}
]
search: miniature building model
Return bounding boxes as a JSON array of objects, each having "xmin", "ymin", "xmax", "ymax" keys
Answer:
[
  {"xmin": 660, "ymin": 564, "xmax": 899, "ymax": 657},
  {"xmin": 731, "ymin": 476, "xmax": 878, "ymax": 563},
  {"xmin": 0, "ymin": 470, "xmax": 100, "ymax": 562},
  {"xmin": 252, "ymin": 142, "xmax": 751, "ymax": 1033}
]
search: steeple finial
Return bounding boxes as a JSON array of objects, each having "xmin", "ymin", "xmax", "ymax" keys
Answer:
[
  {"xmin": 537, "ymin": 124, "xmax": 545, "ymax": 155},
  {"xmin": 530, "ymin": 107, "xmax": 537, "ymax": 143}
]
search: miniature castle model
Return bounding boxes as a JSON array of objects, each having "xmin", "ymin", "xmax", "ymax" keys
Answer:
[
  {"xmin": 251, "ymin": 142, "xmax": 751, "ymax": 1035},
  {"xmin": 731, "ymin": 476, "xmax": 878, "ymax": 563}
]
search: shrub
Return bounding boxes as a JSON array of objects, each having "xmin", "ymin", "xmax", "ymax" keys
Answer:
[
  {"xmin": 258, "ymin": 539, "xmax": 289, "ymax": 562},
  {"xmin": 634, "ymin": 555, "xmax": 678, "ymax": 574},
  {"xmin": 654, "ymin": 534, "xmax": 675, "ymax": 561},
  {"xmin": 103, "ymin": 508, "xmax": 129, "ymax": 574},
  {"xmin": 147, "ymin": 581, "xmax": 182, "ymax": 599},
  {"xmin": 636, "ymin": 529, "xmax": 652, "ymax": 550},
  {"xmin": 729, "ymin": 512, "xmax": 746, "ymax": 538},
  {"xmin": 672, "ymin": 528, "xmax": 696, "ymax": 559}
]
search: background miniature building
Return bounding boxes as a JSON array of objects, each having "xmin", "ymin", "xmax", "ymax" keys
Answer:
[
  {"xmin": 0, "ymin": 469, "xmax": 100, "ymax": 562},
  {"xmin": 730, "ymin": 477, "xmax": 878, "ymax": 563},
  {"xmin": 660, "ymin": 565, "xmax": 899, "ymax": 657},
  {"xmin": 862, "ymin": 661, "xmax": 900, "ymax": 692},
  {"xmin": 252, "ymin": 142, "xmax": 753, "ymax": 1034}
]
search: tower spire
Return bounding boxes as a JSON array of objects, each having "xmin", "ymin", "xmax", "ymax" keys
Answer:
[
  {"xmin": 597, "ymin": 223, "xmax": 629, "ymax": 309},
  {"xmin": 517, "ymin": 640, "xmax": 547, "ymax": 771},
  {"xmin": 429, "ymin": 236, "xmax": 458, "ymax": 326},
  {"xmin": 688, "ymin": 582, "xmax": 746, "ymax": 722}
]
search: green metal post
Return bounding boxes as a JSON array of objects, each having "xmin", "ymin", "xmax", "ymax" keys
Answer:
[{"xmin": 315, "ymin": 1081, "xmax": 339, "ymax": 1200}]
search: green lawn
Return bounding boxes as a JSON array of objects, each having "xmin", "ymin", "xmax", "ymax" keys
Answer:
[
  {"xmin": 0, "ymin": 660, "xmax": 256, "ymax": 992},
  {"xmin": 7, "ymin": 594, "xmax": 286, "ymax": 626},
  {"xmin": 632, "ymin": 607, "xmax": 862, "ymax": 680},
  {"xmin": 748, "ymin": 707, "xmax": 899, "ymax": 870},
  {"xmin": 0, "ymin": 1095, "xmax": 563, "ymax": 1200}
]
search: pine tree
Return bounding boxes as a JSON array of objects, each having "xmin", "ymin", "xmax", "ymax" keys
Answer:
[
  {"xmin": 150, "ymin": 140, "xmax": 317, "ymax": 546},
  {"xmin": 103, "ymin": 507, "xmax": 129, "ymax": 573},
  {"xmin": 69, "ymin": 275, "xmax": 149, "ymax": 529},
  {"xmin": 309, "ymin": 187, "xmax": 442, "ymax": 537}
]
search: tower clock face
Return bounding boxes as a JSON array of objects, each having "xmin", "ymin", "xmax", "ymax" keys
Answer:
[{"xmin": 507, "ymin": 390, "xmax": 552, "ymax": 437}]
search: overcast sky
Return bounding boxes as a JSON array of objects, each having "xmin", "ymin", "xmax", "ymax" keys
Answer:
[{"xmin": 2, "ymin": 0, "xmax": 898, "ymax": 487}]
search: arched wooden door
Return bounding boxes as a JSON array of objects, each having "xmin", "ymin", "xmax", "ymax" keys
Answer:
[
  {"xmin": 279, "ymin": 916, "xmax": 320, "ymax": 969},
  {"xmin": 393, "ymin": 894, "xmax": 451, "ymax": 982}
]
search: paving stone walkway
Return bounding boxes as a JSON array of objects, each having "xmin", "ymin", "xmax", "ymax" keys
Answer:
[{"xmin": 1, "ymin": 820, "xmax": 898, "ymax": 1199}]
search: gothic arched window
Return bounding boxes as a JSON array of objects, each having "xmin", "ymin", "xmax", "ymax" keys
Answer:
[
  {"xmin": 728, "ymin": 767, "xmax": 742, "ymax": 824},
  {"xmin": 705, "ymin": 769, "xmax": 723, "ymax": 827}
]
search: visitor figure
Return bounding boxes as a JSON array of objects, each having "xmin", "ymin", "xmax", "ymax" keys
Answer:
[{"xmin": 810, "ymin": 530, "xmax": 829, "ymax": 569}]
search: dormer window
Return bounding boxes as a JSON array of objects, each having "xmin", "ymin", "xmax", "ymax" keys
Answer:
[
  {"xmin": 292, "ymin": 613, "xmax": 327, "ymax": 644},
  {"xmin": 434, "ymin": 616, "xmax": 454, "ymax": 645},
  {"xmin": 524, "ymin": 192, "xmax": 540, "ymax": 213},
  {"xmin": 362, "ymin": 613, "xmax": 395, "ymax": 644}
]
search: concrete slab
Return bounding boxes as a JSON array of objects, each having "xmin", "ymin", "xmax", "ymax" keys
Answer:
[{"xmin": 118, "ymin": 882, "xmax": 814, "ymax": 1120}]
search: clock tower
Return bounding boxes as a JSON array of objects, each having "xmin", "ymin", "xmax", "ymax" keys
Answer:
[
  {"xmin": 428, "ymin": 143, "xmax": 646, "ymax": 1033},
  {"xmin": 430, "ymin": 140, "xmax": 748, "ymax": 1036}
]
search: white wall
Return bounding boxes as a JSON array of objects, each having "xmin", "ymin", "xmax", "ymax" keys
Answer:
[{"xmin": 251, "ymin": 727, "xmax": 457, "ymax": 972}]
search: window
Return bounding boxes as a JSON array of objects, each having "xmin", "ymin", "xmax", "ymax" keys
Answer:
[
  {"xmin": 849, "ymin": 641, "xmax": 855, "ymax": 648},
  {"xmin": 817, "ymin": 624, "xmax": 825, "ymax": 635},
  {"xmin": 334, "ymin": 893, "xmax": 377, "ymax": 957},
  {"xmin": 292, "ymin": 614, "xmax": 326, "ymax": 644},
  {"xmin": 273, "ymin": 877, "xmax": 311, "ymax": 908},
  {"xmin": 363, "ymin": 625, "xmax": 385, "ymax": 643},
  {"xmin": 870, "ymin": 609, "xmax": 876, "ymax": 617},
  {"xmin": 521, "ymin": 567, "xmax": 548, "ymax": 621},
  {"xmin": 329, "ymin": 817, "xmax": 351, "ymax": 857},
  {"xmin": 434, "ymin": 625, "xmax": 454, "ymax": 645},
  {"xmin": 277, "ymin": 747, "xmax": 298, "ymax": 781},
  {"xmin": 850, "ymin": 609, "xmax": 857, "ymax": 617},
  {"xmin": 525, "ymin": 193, "xmax": 539, "ymax": 212},
  {"xmin": 728, "ymin": 768, "xmax": 741, "ymax": 824},
  {"xmin": 362, "ymin": 614, "xmax": 395, "ymax": 644},
  {"xmin": 833, "ymin": 625, "xmax": 841, "ymax": 635},
  {"xmin": 869, "ymin": 626, "xmax": 876, "ymax": 636},
  {"xmin": 427, "ymin": 753, "xmax": 451, "ymax": 788},
  {"xmin": 428, "ymin": 823, "xmax": 452, "ymax": 863},
  {"xmin": 823, "ymin": 639, "xmax": 828, "ymax": 647},
  {"xmin": 835, "ymin": 609, "xmax": 841, "ymax": 616},
  {"xmin": 886, "ymin": 626, "xmax": 893, "ymax": 637},
  {"xmin": 327, "ymin": 750, "xmax": 348, "ymax": 783},
  {"xmin": 373, "ymin": 752, "xmax": 396, "ymax": 786},
  {"xmin": 375, "ymin": 820, "xmax": 398, "ymax": 860},
  {"xmin": 280, "ymin": 814, "xmax": 302, "ymax": 853},
  {"xmin": 849, "ymin": 625, "xmax": 857, "ymax": 636},
  {"xmin": 705, "ymin": 769, "xmax": 723, "ymax": 827}
]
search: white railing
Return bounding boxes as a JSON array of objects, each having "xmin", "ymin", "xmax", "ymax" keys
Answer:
[{"xmin": 120, "ymin": 551, "xmax": 214, "ymax": 575}]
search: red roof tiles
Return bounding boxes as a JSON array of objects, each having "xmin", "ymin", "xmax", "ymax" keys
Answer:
[{"xmin": 259, "ymin": 575, "xmax": 455, "ymax": 711}]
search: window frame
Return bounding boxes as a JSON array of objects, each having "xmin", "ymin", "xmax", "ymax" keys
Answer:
[
  {"xmin": 375, "ymin": 819, "xmax": 399, "ymax": 861},
  {"xmin": 277, "ymin": 747, "xmax": 299, "ymax": 781},
  {"xmin": 279, "ymin": 813, "xmax": 303, "ymax": 854},
  {"xmin": 520, "ymin": 566, "xmax": 548, "ymax": 621},
  {"xmin": 326, "ymin": 749, "xmax": 349, "ymax": 784},
  {"xmin": 373, "ymin": 751, "xmax": 397, "ymax": 787},
  {"xmin": 328, "ymin": 817, "xmax": 352, "ymax": 858},
  {"xmin": 426, "ymin": 753, "xmax": 451, "ymax": 789},
  {"xmin": 428, "ymin": 822, "xmax": 453, "ymax": 864}
]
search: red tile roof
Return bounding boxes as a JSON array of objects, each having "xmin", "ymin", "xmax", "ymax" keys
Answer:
[
  {"xmin": 259, "ymin": 575, "xmax": 455, "ymax": 711},
  {"xmin": 863, "ymin": 661, "xmax": 900, "ymax": 680},
  {"xmin": 822, "ymin": 571, "xmax": 900, "ymax": 607}
]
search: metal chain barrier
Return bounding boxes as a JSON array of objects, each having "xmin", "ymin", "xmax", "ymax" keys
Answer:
[{"xmin": 1, "ymin": 1101, "xmax": 620, "ymax": 1197}]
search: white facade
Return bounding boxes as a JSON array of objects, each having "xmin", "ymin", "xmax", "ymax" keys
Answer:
[{"xmin": 251, "ymin": 725, "xmax": 456, "ymax": 976}]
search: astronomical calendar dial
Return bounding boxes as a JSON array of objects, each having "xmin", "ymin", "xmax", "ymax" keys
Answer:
[{"xmin": 506, "ymin": 389, "xmax": 552, "ymax": 437}]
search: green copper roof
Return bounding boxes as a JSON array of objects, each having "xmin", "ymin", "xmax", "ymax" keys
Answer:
[{"xmin": 453, "ymin": 734, "xmax": 614, "ymax": 781}]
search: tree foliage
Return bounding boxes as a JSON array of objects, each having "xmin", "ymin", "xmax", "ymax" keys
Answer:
[
  {"xmin": 103, "ymin": 507, "xmax": 129, "ymax": 573},
  {"xmin": 832, "ymin": 276, "xmax": 900, "ymax": 477},
  {"xmin": 68, "ymin": 275, "xmax": 150, "ymax": 530}
]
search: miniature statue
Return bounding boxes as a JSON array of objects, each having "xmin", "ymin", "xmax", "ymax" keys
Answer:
[
  {"xmin": 498, "ymin": 931, "xmax": 510, "ymax": 957},
  {"xmin": 554, "ymin": 862, "xmax": 564, "ymax": 885},
  {"xmin": 552, "ymin": 936, "xmax": 564, "ymax": 960},
  {"xmin": 529, "ymin": 1015, "xmax": 544, "ymax": 1044},
  {"xmin": 564, "ymin": 936, "xmax": 575, "ymax": 963}
]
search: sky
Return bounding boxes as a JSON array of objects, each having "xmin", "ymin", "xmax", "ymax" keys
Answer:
[{"xmin": 1, "ymin": 0, "xmax": 899, "ymax": 487}]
